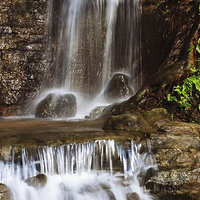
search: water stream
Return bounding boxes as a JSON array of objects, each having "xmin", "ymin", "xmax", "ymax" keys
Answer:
[{"xmin": 0, "ymin": 140, "xmax": 156, "ymax": 200}]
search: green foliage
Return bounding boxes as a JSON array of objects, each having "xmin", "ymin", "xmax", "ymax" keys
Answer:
[
  {"xmin": 167, "ymin": 65, "xmax": 200, "ymax": 111},
  {"xmin": 187, "ymin": 46, "xmax": 195, "ymax": 52}
]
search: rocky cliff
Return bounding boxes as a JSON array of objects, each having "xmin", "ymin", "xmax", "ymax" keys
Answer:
[{"xmin": 0, "ymin": 0, "xmax": 49, "ymax": 116}]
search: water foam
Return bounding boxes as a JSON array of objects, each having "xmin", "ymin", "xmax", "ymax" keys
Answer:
[{"xmin": 0, "ymin": 140, "xmax": 156, "ymax": 200}]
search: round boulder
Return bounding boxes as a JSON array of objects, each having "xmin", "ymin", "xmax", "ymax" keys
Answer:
[
  {"xmin": 25, "ymin": 174, "xmax": 47, "ymax": 189},
  {"xmin": 104, "ymin": 73, "xmax": 133, "ymax": 102},
  {"xmin": 35, "ymin": 93, "xmax": 77, "ymax": 118}
]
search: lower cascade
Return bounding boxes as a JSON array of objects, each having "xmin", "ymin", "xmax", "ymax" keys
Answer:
[{"xmin": 0, "ymin": 140, "xmax": 156, "ymax": 200}]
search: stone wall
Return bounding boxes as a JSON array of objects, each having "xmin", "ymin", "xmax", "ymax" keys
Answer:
[{"xmin": 0, "ymin": 0, "xmax": 48, "ymax": 115}]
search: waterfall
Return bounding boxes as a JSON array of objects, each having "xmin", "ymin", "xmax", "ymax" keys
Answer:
[
  {"xmin": 0, "ymin": 140, "xmax": 156, "ymax": 200},
  {"xmin": 102, "ymin": 0, "xmax": 119, "ymax": 89},
  {"xmin": 35, "ymin": 0, "xmax": 141, "ymax": 117}
]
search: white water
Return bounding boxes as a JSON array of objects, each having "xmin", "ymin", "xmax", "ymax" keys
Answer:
[{"xmin": 0, "ymin": 140, "xmax": 156, "ymax": 200}]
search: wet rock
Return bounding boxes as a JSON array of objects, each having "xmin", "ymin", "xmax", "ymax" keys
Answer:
[
  {"xmin": 106, "ymin": 190, "xmax": 116, "ymax": 200},
  {"xmin": 143, "ymin": 108, "xmax": 170, "ymax": 125},
  {"xmin": 35, "ymin": 93, "xmax": 77, "ymax": 118},
  {"xmin": 0, "ymin": 183, "xmax": 12, "ymax": 200},
  {"xmin": 147, "ymin": 181, "xmax": 200, "ymax": 200},
  {"xmin": 86, "ymin": 106, "xmax": 105, "ymax": 119},
  {"xmin": 25, "ymin": 174, "xmax": 47, "ymax": 189},
  {"xmin": 102, "ymin": 114, "xmax": 151, "ymax": 132},
  {"xmin": 158, "ymin": 121, "xmax": 200, "ymax": 134},
  {"xmin": 146, "ymin": 122, "xmax": 200, "ymax": 197},
  {"xmin": 126, "ymin": 192, "xmax": 140, "ymax": 200},
  {"xmin": 104, "ymin": 73, "xmax": 133, "ymax": 103}
]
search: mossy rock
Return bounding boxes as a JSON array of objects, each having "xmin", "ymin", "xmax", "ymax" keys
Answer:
[
  {"xmin": 143, "ymin": 108, "xmax": 170, "ymax": 124},
  {"xmin": 102, "ymin": 113, "xmax": 151, "ymax": 132}
]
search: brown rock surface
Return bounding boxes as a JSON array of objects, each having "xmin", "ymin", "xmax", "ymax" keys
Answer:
[
  {"xmin": 25, "ymin": 174, "xmax": 47, "ymax": 189},
  {"xmin": 0, "ymin": 184, "xmax": 12, "ymax": 200}
]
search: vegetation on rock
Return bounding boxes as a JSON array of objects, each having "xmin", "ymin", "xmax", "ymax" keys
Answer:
[{"xmin": 167, "ymin": 50, "xmax": 200, "ymax": 122}]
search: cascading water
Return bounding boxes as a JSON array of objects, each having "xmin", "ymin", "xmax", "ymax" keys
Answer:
[
  {"xmin": 0, "ymin": 140, "xmax": 156, "ymax": 200},
  {"xmin": 35, "ymin": 0, "xmax": 141, "ymax": 118}
]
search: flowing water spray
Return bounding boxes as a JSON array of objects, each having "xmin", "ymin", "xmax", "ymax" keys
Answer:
[
  {"xmin": 102, "ymin": 0, "xmax": 119, "ymax": 89},
  {"xmin": 35, "ymin": 0, "xmax": 141, "ymax": 117},
  {"xmin": 0, "ymin": 140, "xmax": 156, "ymax": 200}
]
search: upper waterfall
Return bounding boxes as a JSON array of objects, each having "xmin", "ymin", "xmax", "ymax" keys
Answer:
[
  {"xmin": 42, "ymin": 0, "xmax": 140, "ymax": 96},
  {"xmin": 34, "ymin": 0, "xmax": 141, "ymax": 118}
]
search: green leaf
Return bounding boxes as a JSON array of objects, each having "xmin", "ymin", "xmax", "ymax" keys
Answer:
[
  {"xmin": 190, "ymin": 65, "xmax": 198, "ymax": 73},
  {"xmin": 187, "ymin": 46, "xmax": 195, "ymax": 52},
  {"xmin": 167, "ymin": 94, "xmax": 177, "ymax": 102},
  {"xmin": 196, "ymin": 44, "xmax": 200, "ymax": 54}
]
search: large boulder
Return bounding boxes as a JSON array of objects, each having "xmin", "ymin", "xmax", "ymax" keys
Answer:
[
  {"xmin": 104, "ymin": 73, "xmax": 133, "ymax": 103},
  {"xmin": 25, "ymin": 174, "xmax": 47, "ymax": 189},
  {"xmin": 35, "ymin": 93, "xmax": 77, "ymax": 118}
]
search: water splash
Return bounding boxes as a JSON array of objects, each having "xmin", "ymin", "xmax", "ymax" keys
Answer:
[{"xmin": 0, "ymin": 140, "xmax": 156, "ymax": 200}]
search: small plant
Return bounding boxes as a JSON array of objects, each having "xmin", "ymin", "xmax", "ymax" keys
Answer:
[{"xmin": 167, "ymin": 65, "xmax": 200, "ymax": 111}]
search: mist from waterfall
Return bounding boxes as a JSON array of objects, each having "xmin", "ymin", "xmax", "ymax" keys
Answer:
[
  {"xmin": 35, "ymin": 0, "xmax": 141, "ymax": 117},
  {"xmin": 0, "ymin": 140, "xmax": 156, "ymax": 200}
]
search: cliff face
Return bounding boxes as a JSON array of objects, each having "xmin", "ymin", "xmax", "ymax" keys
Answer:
[
  {"xmin": 0, "ymin": 0, "xmax": 198, "ymax": 116},
  {"xmin": 0, "ymin": 0, "xmax": 48, "ymax": 115}
]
